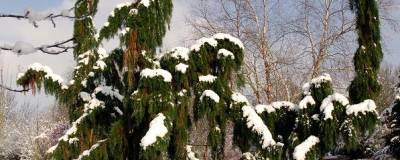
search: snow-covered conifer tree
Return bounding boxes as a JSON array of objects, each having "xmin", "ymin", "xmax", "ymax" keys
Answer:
[
  {"xmin": 348, "ymin": 0, "xmax": 383, "ymax": 103},
  {"xmin": 16, "ymin": 0, "xmax": 245, "ymax": 159}
]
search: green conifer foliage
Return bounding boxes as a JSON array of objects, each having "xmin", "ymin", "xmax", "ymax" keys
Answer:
[{"xmin": 349, "ymin": 0, "xmax": 383, "ymax": 103}]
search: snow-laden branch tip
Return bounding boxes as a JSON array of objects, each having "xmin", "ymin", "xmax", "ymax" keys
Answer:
[
  {"xmin": 0, "ymin": 38, "xmax": 74, "ymax": 55},
  {"xmin": 0, "ymin": 83, "xmax": 30, "ymax": 92},
  {"xmin": 0, "ymin": 8, "xmax": 88, "ymax": 28}
]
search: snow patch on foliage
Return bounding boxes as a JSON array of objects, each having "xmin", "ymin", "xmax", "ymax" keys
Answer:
[
  {"xmin": 242, "ymin": 152, "xmax": 256, "ymax": 160},
  {"xmin": 116, "ymin": 2, "xmax": 131, "ymax": 9},
  {"xmin": 217, "ymin": 49, "xmax": 235, "ymax": 59},
  {"xmin": 140, "ymin": 68, "xmax": 172, "ymax": 82},
  {"xmin": 346, "ymin": 99, "xmax": 377, "ymax": 116},
  {"xmin": 231, "ymin": 92, "xmax": 250, "ymax": 107},
  {"xmin": 255, "ymin": 105, "xmax": 276, "ymax": 114},
  {"xmin": 169, "ymin": 47, "xmax": 190, "ymax": 61},
  {"xmin": 199, "ymin": 74, "xmax": 217, "ymax": 83},
  {"xmin": 94, "ymin": 85, "xmax": 124, "ymax": 101},
  {"xmin": 57, "ymin": 112, "xmax": 89, "ymax": 144},
  {"xmin": 299, "ymin": 96, "xmax": 316, "ymax": 109},
  {"xmin": 139, "ymin": 0, "xmax": 153, "ymax": 7},
  {"xmin": 190, "ymin": 37, "xmax": 218, "ymax": 52},
  {"xmin": 320, "ymin": 93, "xmax": 349, "ymax": 120},
  {"xmin": 84, "ymin": 98, "xmax": 105, "ymax": 112},
  {"xmin": 213, "ymin": 33, "xmax": 245, "ymax": 49},
  {"xmin": 140, "ymin": 113, "xmax": 168, "ymax": 150},
  {"xmin": 78, "ymin": 50, "xmax": 92, "ymax": 65},
  {"xmin": 175, "ymin": 63, "xmax": 189, "ymax": 74},
  {"xmin": 303, "ymin": 73, "xmax": 332, "ymax": 95},
  {"xmin": 293, "ymin": 136, "xmax": 320, "ymax": 160},
  {"xmin": 200, "ymin": 90, "xmax": 220, "ymax": 103},
  {"xmin": 186, "ymin": 145, "xmax": 199, "ymax": 160},
  {"xmin": 242, "ymin": 105, "xmax": 276, "ymax": 148},
  {"xmin": 256, "ymin": 101, "xmax": 297, "ymax": 113},
  {"xmin": 79, "ymin": 92, "xmax": 91, "ymax": 102},
  {"xmin": 74, "ymin": 139, "xmax": 107, "ymax": 160},
  {"xmin": 190, "ymin": 33, "xmax": 244, "ymax": 52}
]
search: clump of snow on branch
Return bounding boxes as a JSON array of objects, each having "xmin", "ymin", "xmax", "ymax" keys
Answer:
[
  {"xmin": 175, "ymin": 63, "xmax": 189, "ymax": 74},
  {"xmin": 395, "ymin": 86, "xmax": 400, "ymax": 101},
  {"xmin": 320, "ymin": 93, "xmax": 349, "ymax": 120},
  {"xmin": 217, "ymin": 49, "xmax": 235, "ymax": 59},
  {"xmin": 139, "ymin": 0, "xmax": 154, "ymax": 7},
  {"xmin": 242, "ymin": 105, "xmax": 276, "ymax": 148},
  {"xmin": 186, "ymin": 145, "xmax": 199, "ymax": 160},
  {"xmin": 93, "ymin": 48, "xmax": 109, "ymax": 70},
  {"xmin": 199, "ymin": 74, "xmax": 217, "ymax": 83},
  {"xmin": 25, "ymin": 8, "xmax": 51, "ymax": 24},
  {"xmin": 213, "ymin": 33, "xmax": 244, "ymax": 49},
  {"xmin": 302, "ymin": 73, "xmax": 332, "ymax": 95},
  {"xmin": 298, "ymin": 96, "xmax": 316, "ymax": 110},
  {"xmin": 78, "ymin": 50, "xmax": 93, "ymax": 65},
  {"xmin": 231, "ymin": 92, "xmax": 250, "ymax": 106},
  {"xmin": 256, "ymin": 101, "xmax": 297, "ymax": 114},
  {"xmin": 10, "ymin": 41, "xmax": 37, "ymax": 55},
  {"xmin": 94, "ymin": 85, "xmax": 124, "ymax": 101},
  {"xmin": 79, "ymin": 92, "xmax": 91, "ymax": 102},
  {"xmin": 140, "ymin": 113, "xmax": 168, "ymax": 150},
  {"xmin": 169, "ymin": 47, "xmax": 190, "ymax": 61},
  {"xmin": 255, "ymin": 104, "xmax": 276, "ymax": 114},
  {"xmin": 140, "ymin": 68, "xmax": 172, "ymax": 82},
  {"xmin": 74, "ymin": 139, "xmax": 107, "ymax": 160},
  {"xmin": 293, "ymin": 136, "xmax": 320, "ymax": 160},
  {"xmin": 242, "ymin": 152, "xmax": 256, "ymax": 160},
  {"xmin": 200, "ymin": 90, "xmax": 220, "ymax": 103},
  {"xmin": 116, "ymin": 2, "xmax": 131, "ymax": 9},
  {"xmin": 190, "ymin": 37, "xmax": 218, "ymax": 52},
  {"xmin": 190, "ymin": 33, "xmax": 244, "ymax": 52},
  {"xmin": 346, "ymin": 99, "xmax": 377, "ymax": 116}
]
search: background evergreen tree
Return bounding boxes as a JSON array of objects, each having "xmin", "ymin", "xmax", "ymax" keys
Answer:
[{"xmin": 348, "ymin": 0, "xmax": 383, "ymax": 103}]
